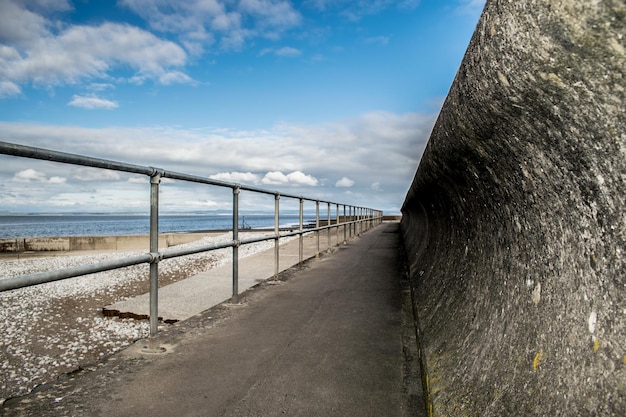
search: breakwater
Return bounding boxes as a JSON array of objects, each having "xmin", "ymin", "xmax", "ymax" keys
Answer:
[{"xmin": 401, "ymin": 0, "xmax": 625, "ymax": 415}]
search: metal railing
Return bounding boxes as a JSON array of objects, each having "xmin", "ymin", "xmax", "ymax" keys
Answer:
[{"xmin": 0, "ymin": 141, "xmax": 383, "ymax": 340}]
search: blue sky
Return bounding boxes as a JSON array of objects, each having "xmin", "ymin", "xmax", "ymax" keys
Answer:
[{"xmin": 0, "ymin": 0, "xmax": 485, "ymax": 214}]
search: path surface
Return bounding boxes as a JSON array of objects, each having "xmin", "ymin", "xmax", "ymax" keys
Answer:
[
  {"xmin": 104, "ymin": 231, "xmax": 322, "ymax": 322},
  {"xmin": 2, "ymin": 222, "xmax": 424, "ymax": 417}
]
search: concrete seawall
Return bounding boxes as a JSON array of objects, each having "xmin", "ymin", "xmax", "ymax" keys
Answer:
[
  {"xmin": 0, "ymin": 232, "xmax": 215, "ymax": 253},
  {"xmin": 0, "ymin": 216, "xmax": 400, "ymax": 254},
  {"xmin": 401, "ymin": 1, "xmax": 624, "ymax": 415}
]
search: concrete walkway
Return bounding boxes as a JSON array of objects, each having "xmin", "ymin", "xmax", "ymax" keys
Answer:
[
  {"xmin": 104, "ymin": 231, "xmax": 326, "ymax": 322},
  {"xmin": 1, "ymin": 222, "xmax": 424, "ymax": 417}
]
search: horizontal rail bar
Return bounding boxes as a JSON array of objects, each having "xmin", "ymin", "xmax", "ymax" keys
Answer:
[
  {"xmin": 0, "ymin": 222, "xmax": 369, "ymax": 293},
  {"xmin": 0, "ymin": 253, "xmax": 152, "ymax": 292},
  {"xmin": 160, "ymin": 240, "xmax": 237, "ymax": 260},
  {"xmin": 0, "ymin": 140, "xmax": 374, "ymax": 208},
  {"xmin": 0, "ymin": 141, "xmax": 154, "ymax": 177},
  {"xmin": 0, "ymin": 140, "xmax": 383, "ymax": 303}
]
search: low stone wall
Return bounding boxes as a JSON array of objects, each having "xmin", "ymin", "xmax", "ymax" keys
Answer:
[
  {"xmin": 0, "ymin": 232, "xmax": 213, "ymax": 253},
  {"xmin": 401, "ymin": 0, "xmax": 625, "ymax": 415}
]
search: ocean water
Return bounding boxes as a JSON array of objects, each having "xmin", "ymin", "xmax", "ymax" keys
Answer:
[{"xmin": 0, "ymin": 214, "xmax": 319, "ymax": 239}]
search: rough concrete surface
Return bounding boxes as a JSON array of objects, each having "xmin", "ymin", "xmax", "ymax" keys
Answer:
[{"xmin": 401, "ymin": 0, "xmax": 625, "ymax": 415}]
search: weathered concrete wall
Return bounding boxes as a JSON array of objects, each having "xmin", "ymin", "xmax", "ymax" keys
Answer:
[
  {"xmin": 401, "ymin": 0, "xmax": 625, "ymax": 415},
  {"xmin": 0, "ymin": 232, "xmax": 212, "ymax": 253}
]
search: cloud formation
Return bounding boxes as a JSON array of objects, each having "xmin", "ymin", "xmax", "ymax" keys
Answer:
[
  {"xmin": 68, "ymin": 95, "xmax": 118, "ymax": 110},
  {"xmin": 12, "ymin": 169, "xmax": 66, "ymax": 184},
  {"xmin": 0, "ymin": 0, "xmax": 309, "ymax": 99},
  {"xmin": 72, "ymin": 168, "xmax": 121, "ymax": 182},
  {"xmin": 210, "ymin": 172, "xmax": 261, "ymax": 184},
  {"xmin": 0, "ymin": 0, "xmax": 191, "ymax": 96},
  {"xmin": 261, "ymin": 171, "xmax": 318, "ymax": 186},
  {"xmin": 119, "ymin": 0, "xmax": 301, "ymax": 53},
  {"xmin": 0, "ymin": 109, "xmax": 434, "ymax": 212},
  {"xmin": 335, "ymin": 177, "xmax": 355, "ymax": 187}
]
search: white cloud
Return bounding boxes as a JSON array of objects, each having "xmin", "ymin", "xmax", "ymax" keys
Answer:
[
  {"xmin": 0, "ymin": 0, "xmax": 304, "ymax": 99},
  {"xmin": 0, "ymin": 81, "xmax": 21, "ymax": 98},
  {"xmin": 68, "ymin": 95, "xmax": 119, "ymax": 110},
  {"xmin": 284, "ymin": 171, "xmax": 318, "ymax": 186},
  {"xmin": 261, "ymin": 171, "xmax": 289, "ymax": 185},
  {"xmin": 87, "ymin": 83, "xmax": 115, "ymax": 92},
  {"xmin": 0, "ymin": 1, "xmax": 191, "ymax": 96},
  {"xmin": 239, "ymin": 0, "xmax": 301, "ymax": 28},
  {"xmin": 210, "ymin": 172, "xmax": 261, "ymax": 184},
  {"xmin": 262, "ymin": 171, "xmax": 318, "ymax": 186},
  {"xmin": 120, "ymin": 0, "xmax": 301, "ymax": 52},
  {"xmin": 335, "ymin": 177, "xmax": 355, "ymax": 187},
  {"xmin": 159, "ymin": 71, "xmax": 195, "ymax": 85},
  {"xmin": 0, "ymin": 1, "xmax": 50, "ymax": 47},
  {"xmin": 12, "ymin": 168, "xmax": 67, "ymax": 183},
  {"xmin": 0, "ymin": 109, "xmax": 435, "ymax": 212},
  {"xmin": 275, "ymin": 46, "xmax": 302, "ymax": 57},
  {"xmin": 48, "ymin": 176, "xmax": 67, "ymax": 184},
  {"xmin": 72, "ymin": 168, "xmax": 121, "ymax": 181},
  {"xmin": 13, "ymin": 168, "xmax": 47, "ymax": 182}
]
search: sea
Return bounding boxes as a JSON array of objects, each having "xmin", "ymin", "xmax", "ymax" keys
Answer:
[{"xmin": 0, "ymin": 214, "xmax": 319, "ymax": 239}]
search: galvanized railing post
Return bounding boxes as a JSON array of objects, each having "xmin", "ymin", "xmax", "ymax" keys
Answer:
[
  {"xmin": 143, "ymin": 169, "xmax": 166, "ymax": 354},
  {"xmin": 348, "ymin": 206, "xmax": 352, "ymax": 239},
  {"xmin": 359, "ymin": 207, "xmax": 363, "ymax": 235},
  {"xmin": 343, "ymin": 204, "xmax": 347, "ymax": 244},
  {"xmin": 336, "ymin": 203, "xmax": 340, "ymax": 246},
  {"xmin": 327, "ymin": 202, "xmax": 331, "ymax": 251},
  {"xmin": 315, "ymin": 200, "xmax": 320, "ymax": 258},
  {"xmin": 149, "ymin": 170, "xmax": 161, "ymax": 338},
  {"xmin": 299, "ymin": 197, "xmax": 304, "ymax": 267},
  {"xmin": 360, "ymin": 207, "xmax": 367, "ymax": 234},
  {"xmin": 274, "ymin": 193, "xmax": 280, "ymax": 280},
  {"xmin": 231, "ymin": 186, "xmax": 240, "ymax": 304},
  {"xmin": 352, "ymin": 206, "xmax": 355, "ymax": 238}
]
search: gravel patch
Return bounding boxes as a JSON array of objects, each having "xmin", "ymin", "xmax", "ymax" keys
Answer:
[{"xmin": 0, "ymin": 232, "xmax": 293, "ymax": 403}]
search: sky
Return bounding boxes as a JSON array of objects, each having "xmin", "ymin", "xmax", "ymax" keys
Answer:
[{"xmin": 0, "ymin": 0, "xmax": 485, "ymax": 215}]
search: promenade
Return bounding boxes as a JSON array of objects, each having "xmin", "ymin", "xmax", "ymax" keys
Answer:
[{"xmin": 1, "ymin": 222, "xmax": 424, "ymax": 417}]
